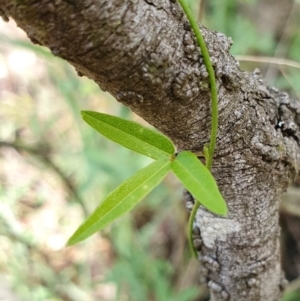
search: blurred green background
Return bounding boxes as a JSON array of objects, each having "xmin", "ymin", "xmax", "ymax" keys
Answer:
[{"xmin": 0, "ymin": 0, "xmax": 300, "ymax": 300}]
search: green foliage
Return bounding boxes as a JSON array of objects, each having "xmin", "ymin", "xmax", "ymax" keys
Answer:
[
  {"xmin": 172, "ymin": 152, "xmax": 227, "ymax": 215},
  {"xmin": 67, "ymin": 158, "xmax": 171, "ymax": 245},
  {"xmin": 205, "ymin": 0, "xmax": 275, "ymax": 55},
  {"xmin": 68, "ymin": 110, "xmax": 227, "ymax": 245},
  {"xmin": 104, "ymin": 218, "xmax": 199, "ymax": 301},
  {"xmin": 81, "ymin": 111, "xmax": 175, "ymax": 160},
  {"xmin": 106, "ymin": 257, "xmax": 198, "ymax": 301},
  {"xmin": 282, "ymin": 290, "xmax": 300, "ymax": 301}
]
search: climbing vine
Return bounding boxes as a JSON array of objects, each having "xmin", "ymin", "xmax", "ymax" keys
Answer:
[
  {"xmin": 178, "ymin": 0, "xmax": 220, "ymax": 257},
  {"xmin": 67, "ymin": 1, "xmax": 226, "ymax": 254}
]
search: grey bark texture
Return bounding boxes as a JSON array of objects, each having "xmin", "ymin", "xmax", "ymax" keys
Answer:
[{"xmin": 1, "ymin": 0, "xmax": 300, "ymax": 300}]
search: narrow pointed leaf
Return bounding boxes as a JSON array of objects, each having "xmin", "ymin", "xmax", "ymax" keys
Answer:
[
  {"xmin": 67, "ymin": 159, "xmax": 171, "ymax": 246},
  {"xmin": 171, "ymin": 151, "xmax": 227, "ymax": 215},
  {"xmin": 81, "ymin": 111, "xmax": 175, "ymax": 159}
]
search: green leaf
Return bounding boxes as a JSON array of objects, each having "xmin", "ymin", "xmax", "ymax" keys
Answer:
[
  {"xmin": 67, "ymin": 158, "xmax": 171, "ymax": 245},
  {"xmin": 81, "ymin": 111, "xmax": 175, "ymax": 159},
  {"xmin": 171, "ymin": 151, "xmax": 227, "ymax": 215}
]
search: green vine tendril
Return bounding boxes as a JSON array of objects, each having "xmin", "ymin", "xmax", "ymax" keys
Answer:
[{"xmin": 178, "ymin": 0, "xmax": 219, "ymax": 258}]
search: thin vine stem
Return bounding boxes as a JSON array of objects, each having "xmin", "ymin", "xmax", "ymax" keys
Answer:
[
  {"xmin": 188, "ymin": 201, "xmax": 200, "ymax": 258},
  {"xmin": 178, "ymin": 0, "xmax": 219, "ymax": 257},
  {"xmin": 178, "ymin": 0, "xmax": 218, "ymax": 170}
]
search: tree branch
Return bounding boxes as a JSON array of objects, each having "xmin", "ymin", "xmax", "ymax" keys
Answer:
[{"xmin": 1, "ymin": 0, "xmax": 300, "ymax": 300}]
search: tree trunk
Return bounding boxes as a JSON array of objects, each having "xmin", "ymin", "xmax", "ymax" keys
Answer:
[{"xmin": 1, "ymin": 1, "xmax": 299, "ymax": 300}]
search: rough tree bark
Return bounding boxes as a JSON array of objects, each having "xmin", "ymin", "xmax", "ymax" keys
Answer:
[{"xmin": 1, "ymin": 1, "xmax": 299, "ymax": 300}]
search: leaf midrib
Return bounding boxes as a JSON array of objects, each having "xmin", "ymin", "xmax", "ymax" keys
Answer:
[
  {"xmin": 72, "ymin": 159, "xmax": 170, "ymax": 243},
  {"xmin": 85, "ymin": 114, "xmax": 173, "ymax": 159}
]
